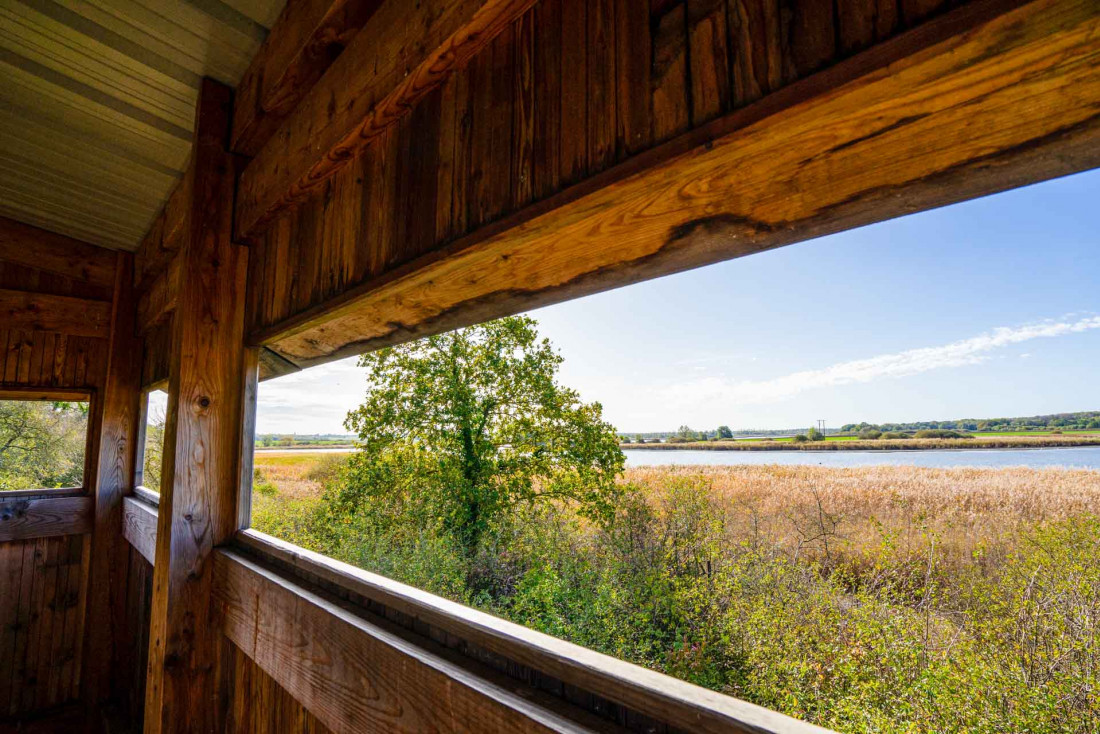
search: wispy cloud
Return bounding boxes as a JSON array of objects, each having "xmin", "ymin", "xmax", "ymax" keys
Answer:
[{"xmin": 664, "ymin": 315, "xmax": 1100, "ymax": 406}]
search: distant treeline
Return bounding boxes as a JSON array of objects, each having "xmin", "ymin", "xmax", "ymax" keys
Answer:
[
  {"xmin": 255, "ymin": 434, "xmax": 355, "ymax": 447},
  {"xmin": 841, "ymin": 410, "xmax": 1100, "ymax": 433}
]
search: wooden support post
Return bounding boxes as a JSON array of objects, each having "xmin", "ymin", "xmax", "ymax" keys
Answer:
[
  {"xmin": 144, "ymin": 78, "xmax": 249, "ymax": 733},
  {"xmin": 82, "ymin": 252, "xmax": 142, "ymax": 713}
]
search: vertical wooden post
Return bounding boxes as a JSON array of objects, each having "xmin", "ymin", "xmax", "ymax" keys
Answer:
[
  {"xmin": 83, "ymin": 251, "xmax": 142, "ymax": 714},
  {"xmin": 144, "ymin": 78, "xmax": 248, "ymax": 733}
]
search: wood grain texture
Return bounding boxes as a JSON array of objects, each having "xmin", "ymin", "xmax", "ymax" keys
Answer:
[
  {"xmin": 0, "ymin": 497, "xmax": 93, "ymax": 542},
  {"xmin": 231, "ymin": 0, "xmax": 386, "ymax": 156},
  {"xmin": 133, "ymin": 164, "xmax": 192, "ymax": 294},
  {"xmin": 0, "ymin": 289, "xmax": 110, "ymax": 339},
  {"xmin": 0, "ymin": 216, "xmax": 116, "ymax": 291},
  {"xmin": 213, "ymin": 549, "xmax": 642, "ymax": 734},
  {"xmin": 235, "ymin": 530, "xmax": 829, "ymax": 734},
  {"xmin": 222, "ymin": 638, "xmax": 333, "ymax": 734},
  {"xmin": 143, "ymin": 79, "xmax": 249, "ymax": 734},
  {"xmin": 121, "ymin": 497, "xmax": 157, "ymax": 566},
  {"xmin": 251, "ymin": 0, "xmax": 1100, "ymax": 366},
  {"xmin": 82, "ymin": 251, "xmax": 142, "ymax": 710},
  {"xmin": 234, "ymin": 0, "xmax": 541, "ymax": 240},
  {"xmin": 0, "ymin": 536, "xmax": 89, "ymax": 716},
  {"xmin": 135, "ymin": 257, "xmax": 179, "ymax": 334}
]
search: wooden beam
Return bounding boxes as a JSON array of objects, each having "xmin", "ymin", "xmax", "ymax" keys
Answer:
[
  {"xmin": 234, "ymin": 0, "xmax": 539, "ymax": 241},
  {"xmin": 0, "ymin": 387, "xmax": 91, "ymax": 401},
  {"xmin": 216, "ymin": 549, "xmax": 725, "ymax": 734},
  {"xmin": 0, "ymin": 216, "xmax": 116, "ymax": 289},
  {"xmin": 235, "ymin": 530, "xmax": 826, "ymax": 734},
  {"xmin": 82, "ymin": 251, "xmax": 143, "ymax": 709},
  {"xmin": 257, "ymin": 346, "xmax": 300, "ymax": 381},
  {"xmin": 135, "ymin": 257, "xmax": 179, "ymax": 333},
  {"xmin": 0, "ymin": 289, "xmax": 111, "ymax": 339},
  {"xmin": 144, "ymin": 79, "xmax": 249, "ymax": 734},
  {"xmin": 134, "ymin": 165, "xmax": 192, "ymax": 294},
  {"xmin": 121, "ymin": 497, "xmax": 157, "ymax": 566},
  {"xmin": 231, "ymin": 0, "xmax": 386, "ymax": 157},
  {"xmin": 253, "ymin": 0, "xmax": 1100, "ymax": 365},
  {"xmin": 0, "ymin": 496, "xmax": 93, "ymax": 542}
]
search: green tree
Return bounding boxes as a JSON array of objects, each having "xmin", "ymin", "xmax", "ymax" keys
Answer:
[
  {"xmin": 715, "ymin": 425, "xmax": 733, "ymax": 440},
  {"xmin": 0, "ymin": 400, "xmax": 87, "ymax": 491},
  {"xmin": 806, "ymin": 426, "xmax": 825, "ymax": 441},
  {"xmin": 338, "ymin": 316, "xmax": 624, "ymax": 556}
]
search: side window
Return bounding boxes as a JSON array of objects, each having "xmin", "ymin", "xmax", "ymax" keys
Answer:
[
  {"xmin": 136, "ymin": 388, "xmax": 168, "ymax": 493},
  {"xmin": 0, "ymin": 390, "xmax": 91, "ymax": 493}
]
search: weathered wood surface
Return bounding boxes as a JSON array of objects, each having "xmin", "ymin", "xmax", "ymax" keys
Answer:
[
  {"xmin": 0, "ymin": 289, "xmax": 110, "ymax": 339},
  {"xmin": 237, "ymin": 529, "xmax": 824, "ymax": 734},
  {"xmin": 0, "ymin": 216, "xmax": 116, "ymax": 292},
  {"xmin": 0, "ymin": 497, "xmax": 93, "ymax": 543},
  {"xmin": 246, "ymin": 0, "xmax": 1100, "ymax": 366},
  {"xmin": 213, "ymin": 549, "xmax": 641, "ymax": 734},
  {"xmin": 144, "ymin": 78, "xmax": 249, "ymax": 734},
  {"xmin": 121, "ymin": 497, "xmax": 157, "ymax": 566},
  {"xmin": 234, "ymin": 0, "xmax": 541, "ymax": 240},
  {"xmin": 0, "ymin": 329, "xmax": 108, "ymax": 389},
  {"xmin": 133, "ymin": 165, "xmax": 192, "ymax": 294},
  {"xmin": 135, "ymin": 257, "xmax": 179, "ymax": 334},
  {"xmin": 0, "ymin": 535, "xmax": 90, "ymax": 716},
  {"xmin": 82, "ymin": 252, "xmax": 142, "ymax": 710},
  {"xmin": 140, "ymin": 319, "xmax": 173, "ymax": 390},
  {"xmin": 231, "ymin": 0, "xmax": 386, "ymax": 157},
  {"xmin": 119, "ymin": 545, "xmax": 153, "ymax": 732},
  {"xmin": 221, "ymin": 638, "xmax": 333, "ymax": 734}
]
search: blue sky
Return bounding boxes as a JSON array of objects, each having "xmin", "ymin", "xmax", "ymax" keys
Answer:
[{"xmin": 256, "ymin": 169, "xmax": 1100, "ymax": 435}]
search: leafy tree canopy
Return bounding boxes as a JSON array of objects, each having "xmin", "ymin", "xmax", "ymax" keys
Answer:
[
  {"xmin": 337, "ymin": 316, "xmax": 625, "ymax": 554},
  {"xmin": 0, "ymin": 400, "xmax": 87, "ymax": 491}
]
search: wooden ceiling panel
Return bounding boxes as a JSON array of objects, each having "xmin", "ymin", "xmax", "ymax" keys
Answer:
[{"xmin": 0, "ymin": 0, "xmax": 284, "ymax": 251}]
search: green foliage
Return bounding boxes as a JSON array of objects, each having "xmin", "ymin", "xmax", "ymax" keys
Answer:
[
  {"xmin": 142, "ymin": 421, "xmax": 164, "ymax": 492},
  {"xmin": 914, "ymin": 429, "xmax": 971, "ymax": 439},
  {"xmin": 858, "ymin": 428, "xmax": 882, "ymax": 440},
  {"xmin": 0, "ymin": 400, "xmax": 87, "ymax": 490},
  {"xmin": 806, "ymin": 427, "xmax": 825, "ymax": 441},
  {"xmin": 792, "ymin": 434, "xmax": 810, "ymax": 443},
  {"xmin": 337, "ymin": 316, "xmax": 624, "ymax": 556},
  {"xmin": 715, "ymin": 425, "xmax": 733, "ymax": 440}
]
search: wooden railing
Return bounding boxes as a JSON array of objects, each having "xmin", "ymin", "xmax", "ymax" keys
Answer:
[{"xmin": 118, "ymin": 497, "xmax": 831, "ymax": 732}]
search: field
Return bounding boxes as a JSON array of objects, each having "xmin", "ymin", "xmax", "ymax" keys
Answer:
[
  {"xmin": 623, "ymin": 434, "xmax": 1100, "ymax": 450},
  {"xmin": 251, "ymin": 452, "xmax": 1100, "ymax": 733}
]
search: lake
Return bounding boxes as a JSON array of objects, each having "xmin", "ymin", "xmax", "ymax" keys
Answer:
[{"xmin": 622, "ymin": 446, "xmax": 1100, "ymax": 469}]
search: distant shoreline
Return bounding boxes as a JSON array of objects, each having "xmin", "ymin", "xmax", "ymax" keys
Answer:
[{"xmin": 620, "ymin": 436, "xmax": 1100, "ymax": 452}]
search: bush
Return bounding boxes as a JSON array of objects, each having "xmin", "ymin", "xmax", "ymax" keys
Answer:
[
  {"xmin": 914, "ymin": 429, "xmax": 971, "ymax": 439},
  {"xmin": 859, "ymin": 428, "xmax": 883, "ymax": 440},
  {"xmin": 806, "ymin": 427, "xmax": 825, "ymax": 441},
  {"xmin": 880, "ymin": 431, "xmax": 911, "ymax": 439},
  {"xmin": 792, "ymin": 434, "xmax": 810, "ymax": 443}
]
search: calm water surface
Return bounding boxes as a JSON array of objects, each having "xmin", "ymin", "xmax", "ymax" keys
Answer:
[
  {"xmin": 622, "ymin": 447, "xmax": 1100, "ymax": 469},
  {"xmin": 259, "ymin": 446, "xmax": 1100, "ymax": 470}
]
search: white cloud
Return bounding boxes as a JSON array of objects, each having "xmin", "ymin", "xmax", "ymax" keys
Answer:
[{"xmin": 662, "ymin": 315, "xmax": 1100, "ymax": 407}]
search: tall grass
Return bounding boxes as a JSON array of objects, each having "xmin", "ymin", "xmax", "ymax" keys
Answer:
[{"xmin": 251, "ymin": 457, "xmax": 1100, "ymax": 733}]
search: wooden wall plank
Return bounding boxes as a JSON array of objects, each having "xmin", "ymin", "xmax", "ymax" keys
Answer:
[
  {"xmin": 231, "ymin": 0, "xmax": 386, "ymax": 157},
  {"xmin": 250, "ymin": 0, "xmax": 1100, "ymax": 365},
  {"xmin": 234, "ymin": 0, "xmax": 541, "ymax": 241},
  {"xmin": 0, "ymin": 216, "xmax": 116, "ymax": 291},
  {"xmin": 144, "ymin": 78, "xmax": 249, "ymax": 734},
  {"xmin": 0, "ymin": 498, "xmax": 93, "ymax": 543},
  {"xmin": 0, "ymin": 290, "xmax": 110, "ymax": 339}
]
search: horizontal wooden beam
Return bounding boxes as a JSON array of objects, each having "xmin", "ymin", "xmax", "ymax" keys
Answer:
[
  {"xmin": 234, "ymin": 0, "xmax": 539, "ymax": 240},
  {"xmin": 236, "ymin": 530, "xmax": 824, "ymax": 734},
  {"xmin": 254, "ymin": 0, "xmax": 1100, "ymax": 365},
  {"xmin": 122, "ymin": 496, "xmax": 157, "ymax": 565},
  {"xmin": 0, "ymin": 495, "xmax": 93, "ymax": 542},
  {"xmin": 135, "ymin": 257, "xmax": 179, "ymax": 333},
  {"xmin": 0, "ymin": 215, "xmax": 117, "ymax": 289},
  {"xmin": 231, "ymin": 0, "xmax": 385, "ymax": 157},
  {"xmin": 0, "ymin": 288, "xmax": 111, "ymax": 338},
  {"xmin": 0, "ymin": 387, "xmax": 91, "ymax": 402}
]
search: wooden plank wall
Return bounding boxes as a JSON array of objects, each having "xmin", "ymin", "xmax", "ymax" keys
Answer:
[
  {"xmin": 119, "ymin": 545, "xmax": 154, "ymax": 731},
  {"xmin": 0, "ymin": 535, "xmax": 90, "ymax": 717},
  {"xmin": 244, "ymin": 0, "xmax": 953, "ymax": 343},
  {"xmin": 222, "ymin": 639, "xmax": 332, "ymax": 734}
]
